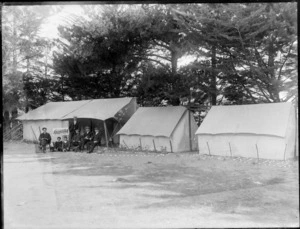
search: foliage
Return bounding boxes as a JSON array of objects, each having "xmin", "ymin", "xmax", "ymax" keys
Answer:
[{"xmin": 2, "ymin": 3, "xmax": 298, "ymax": 116}]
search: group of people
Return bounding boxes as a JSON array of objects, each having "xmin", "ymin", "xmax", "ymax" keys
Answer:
[{"xmin": 38, "ymin": 116, "xmax": 103, "ymax": 154}]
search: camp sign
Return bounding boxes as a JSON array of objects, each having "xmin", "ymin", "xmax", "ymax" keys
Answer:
[{"xmin": 52, "ymin": 128, "xmax": 69, "ymax": 140}]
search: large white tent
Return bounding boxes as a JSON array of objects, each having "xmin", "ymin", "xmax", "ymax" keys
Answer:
[
  {"xmin": 17, "ymin": 97, "xmax": 137, "ymax": 145},
  {"xmin": 117, "ymin": 106, "xmax": 198, "ymax": 152},
  {"xmin": 196, "ymin": 102, "xmax": 296, "ymax": 160}
]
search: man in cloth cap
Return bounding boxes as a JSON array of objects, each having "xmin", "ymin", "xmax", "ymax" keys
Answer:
[
  {"xmin": 79, "ymin": 126, "xmax": 93, "ymax": 151},
  {"xmin": 87, "ymin": 127, "xmax": 103, "ymax": 154},
  {"xmin": 38, "ymin": 127, "xmax": 51, "ymax": 153},
  {"xmin": 69, "ymin": 116, "xmax": 80, "ymax": 141}
]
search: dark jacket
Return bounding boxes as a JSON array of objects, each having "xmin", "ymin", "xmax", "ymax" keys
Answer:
[
  {"xmin": 39, "ymin": 132, "xmax": 51, "ymax": 144},
  {"xmin": 82, "ymin": 131, "xmax": 93, "ymax": 141},
  {"xmin": 72, "ymin": 133, "xmax": 81, "ymax": 142},
  {"xmin": 69, "ymin": 121, "xmax": 80, "ymax": 134},
  {"xmin": 54, "ymin": 141, "xmax": 63, "ymax": 149},
  {"xmin": 92, "ymin": 131, "xmax": 102, "ymax": 143},
  {"xmin": 62, "ymin": 140, "xmax": 70, "ymax": 149}
]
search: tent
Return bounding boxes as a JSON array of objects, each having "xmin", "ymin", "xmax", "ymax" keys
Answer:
[
  {"xmin": 117, "ymin": 106, "xmax": 198, "ymax": 152},
  {"xmin": 196, "ymin": 102, "xmax": 296, "ymax": 160},
  {"xmin": 17, "ymin": 97, "xmax": 137, "ymax": 145}
]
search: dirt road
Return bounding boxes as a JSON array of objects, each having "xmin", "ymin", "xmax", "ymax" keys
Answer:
[{"xmin": 4, "ymin": 142, "xmax": 299, "ymax": 228}]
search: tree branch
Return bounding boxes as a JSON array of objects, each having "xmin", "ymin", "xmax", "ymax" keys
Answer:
[{"xmin": 277, "ymin": 41, "xmax": 295, "ymax": 81}]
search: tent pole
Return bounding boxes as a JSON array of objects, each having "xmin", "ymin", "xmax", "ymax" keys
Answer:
[
  {"xmin": 228, "ymin": 142, "xmax": 232, "ymax": 157},
  {"xmin": 152, "ymin": 139, "xmax": 157, "ymax": 152},
  {"xmin": 255, "ymin": 144, "xmax": 260, "ymax": 162},
  {"xmin": 169, "ymin": 140, "xmax": 173, "ymax": 153},
  {"xmin": 103, "ymin": 120, "xmax": 109, "ymax": 148},
  {"xmin": 206, "ymin": 142, "xmax": 211, "ymax": 156},
  {"xmin": 188, "ymin": 109, "xmax": 192, "ymax": 151},
  {"xmin": 139, "ymin": 137, "xmax": 142, "ymax": 150},
  {"xmin": 283, "ymin": 144, "xmax": 287, "ymax": 161}
]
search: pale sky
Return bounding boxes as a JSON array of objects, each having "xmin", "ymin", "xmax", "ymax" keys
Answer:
[{"xmin": 39, "ymin": 5, "xmax": 84, "ymax": 39}]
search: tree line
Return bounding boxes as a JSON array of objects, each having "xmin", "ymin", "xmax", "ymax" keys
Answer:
[{"xmin": 2, "ymin": 3, "xmax": 297, "ymax": 124}]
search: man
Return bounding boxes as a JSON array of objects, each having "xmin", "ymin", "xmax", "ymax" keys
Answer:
[
  {"xmin": 87, "ymin": 127, "xmax": 103, "ymax": 154},
  {"xmin": 69, "ymin": 116, "xmax": 80, "ymax": 141},
  {"xmin": 71, "ymin": 129, "xmax": 81, "ymax": 152},
  {"xmin": 79, "ymin": 126, "xmax": 93, "ymax": 151},
  {"xmin": 38, "ymin": 127, "xmax": 51, "ymax": 153}
]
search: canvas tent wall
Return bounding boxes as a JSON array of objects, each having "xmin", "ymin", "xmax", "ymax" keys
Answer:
[
  {"xmin": 117, "ymin": 106, "xmax": 198, "ymax": 152},
  {"xmin": 17, "ymin": 98, "xmax": 137, "ymax": 144},
  {"xmin": 196, "ymin": 102, "xmax": 296, "ymax": 160}
]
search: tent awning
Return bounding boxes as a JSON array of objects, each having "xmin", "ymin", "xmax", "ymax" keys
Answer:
[{"xmin": 196, "ymin": 102, "xmax": 293, "ymax": 138}]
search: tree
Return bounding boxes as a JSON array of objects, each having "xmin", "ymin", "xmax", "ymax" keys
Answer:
[
  {"xmin": 174, "ymin": 3, "xmax": 297, "ymax": 104},
  {"xmin": 2, "ymin": 5, "xmax": 62, "ymax": 114}
]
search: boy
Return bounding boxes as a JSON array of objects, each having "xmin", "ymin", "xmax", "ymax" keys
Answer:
[
  {"xmin": 38, "ymin": 127, "xmax": 51, "ymax": 153},
  {"xmin": 62, "ymin": 135, "xmax": 70, "ymax": 152},
  {"xmin": 54, "ymin": 137, "xmax": 63, "ymax": 152}
]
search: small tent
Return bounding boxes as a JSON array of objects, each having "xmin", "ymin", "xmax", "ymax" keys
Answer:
[
  {"xmin": 117, "ymin": 106, "xmax": 198, "ymax": 152},
  {"xmin": 196, "ymin": 102, "xmax": 296, "ymax": 160},
  {"xmin": 17, "ymin": 97, "xmax": 137, "ymax": 145}
]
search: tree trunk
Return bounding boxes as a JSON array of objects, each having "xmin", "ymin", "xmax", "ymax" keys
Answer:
[
  {"xmin": 210, "ymin": 45, "xmax": 217, "ymax": 105},
  {"xmin": 12, "ymin": 12, "xmax": 17, "ymax": 74},
  {"xmin": 268, "ymin": 39, "xmax": 280, "ymax": 102},
  {"xmin": 171, "ymin": 50, "xmax": 178, "ymax": 75}
]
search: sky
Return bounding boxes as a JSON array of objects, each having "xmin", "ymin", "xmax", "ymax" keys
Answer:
[{"xmin": 39, "ymin": 5, "xmax": 84, "ymax": 39}]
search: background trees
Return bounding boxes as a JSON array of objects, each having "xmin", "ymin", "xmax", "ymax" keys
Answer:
[{"xmin": 2, "ymin": 3, "xmax": 297, "ymax": 121}]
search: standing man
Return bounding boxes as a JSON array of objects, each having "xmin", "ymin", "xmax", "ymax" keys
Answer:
[
  {"xmin": 87, "ymin": 127, "xmax": 103, "ymax": 154},
  {"xmin": 79, "ymin": 126, "xmax": 94, "ymax": 151},
  {"xmin": 38, "ymin": 127, "xmax": 52, "ymax": 153},
  {"xmin": 69, "ymin": 116, "xmax": 80, "ymax": 141},
  {"xmin": 71, "ymin": 129, "xmax": 81, "ymax": 151}
]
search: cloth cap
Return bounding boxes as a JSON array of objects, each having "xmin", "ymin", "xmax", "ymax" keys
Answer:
[{"xmin": 42, "ymin": 127, "xmax": 47, "ymax": 130}]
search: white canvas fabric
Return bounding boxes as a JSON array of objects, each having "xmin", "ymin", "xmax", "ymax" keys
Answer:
[
  {"xmin": 18, "ymin": 98, "xmax": 137, "ymax": 142},
  {"xmin": 17, "ymin": 100, "xmax": 89, "ymax": 121},
  {"xmin": 118, "ymin": 106, "xmax": 198, "ymax": 152},
  {"xmin": 117, "ymin": 106, "xmax": 187, "ymax": 137},
  {"xmin": 196, "ymin": 102, "xmax": 292, "ymax": 137},
  {"xmin": 196, "ymin": 102, "xmax": 296, "ymax": 160}
]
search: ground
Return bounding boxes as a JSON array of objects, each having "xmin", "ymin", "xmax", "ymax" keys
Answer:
[{"xmin": 3, "ymin": 141, "xmax": 299, "ymax": 228}]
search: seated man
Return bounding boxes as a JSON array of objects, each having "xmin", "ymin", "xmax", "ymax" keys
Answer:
[
  {"xmin": 79, "ymin": 126, "xmax": 94, "ymax": 151},
  {"xmin": 38, "ymin": 127, "xmax": 51, "ymax": 153},
  {"xmin": 54, "ymin": 137, "xmax": 63, "ymax": 152},
  {"xmin": 87, "ymin": 127, "xmax": 103, "ymax": 154},
  {"xmin": 62, "ymin": 136, "xmax": 70, "ymax": 152}
]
